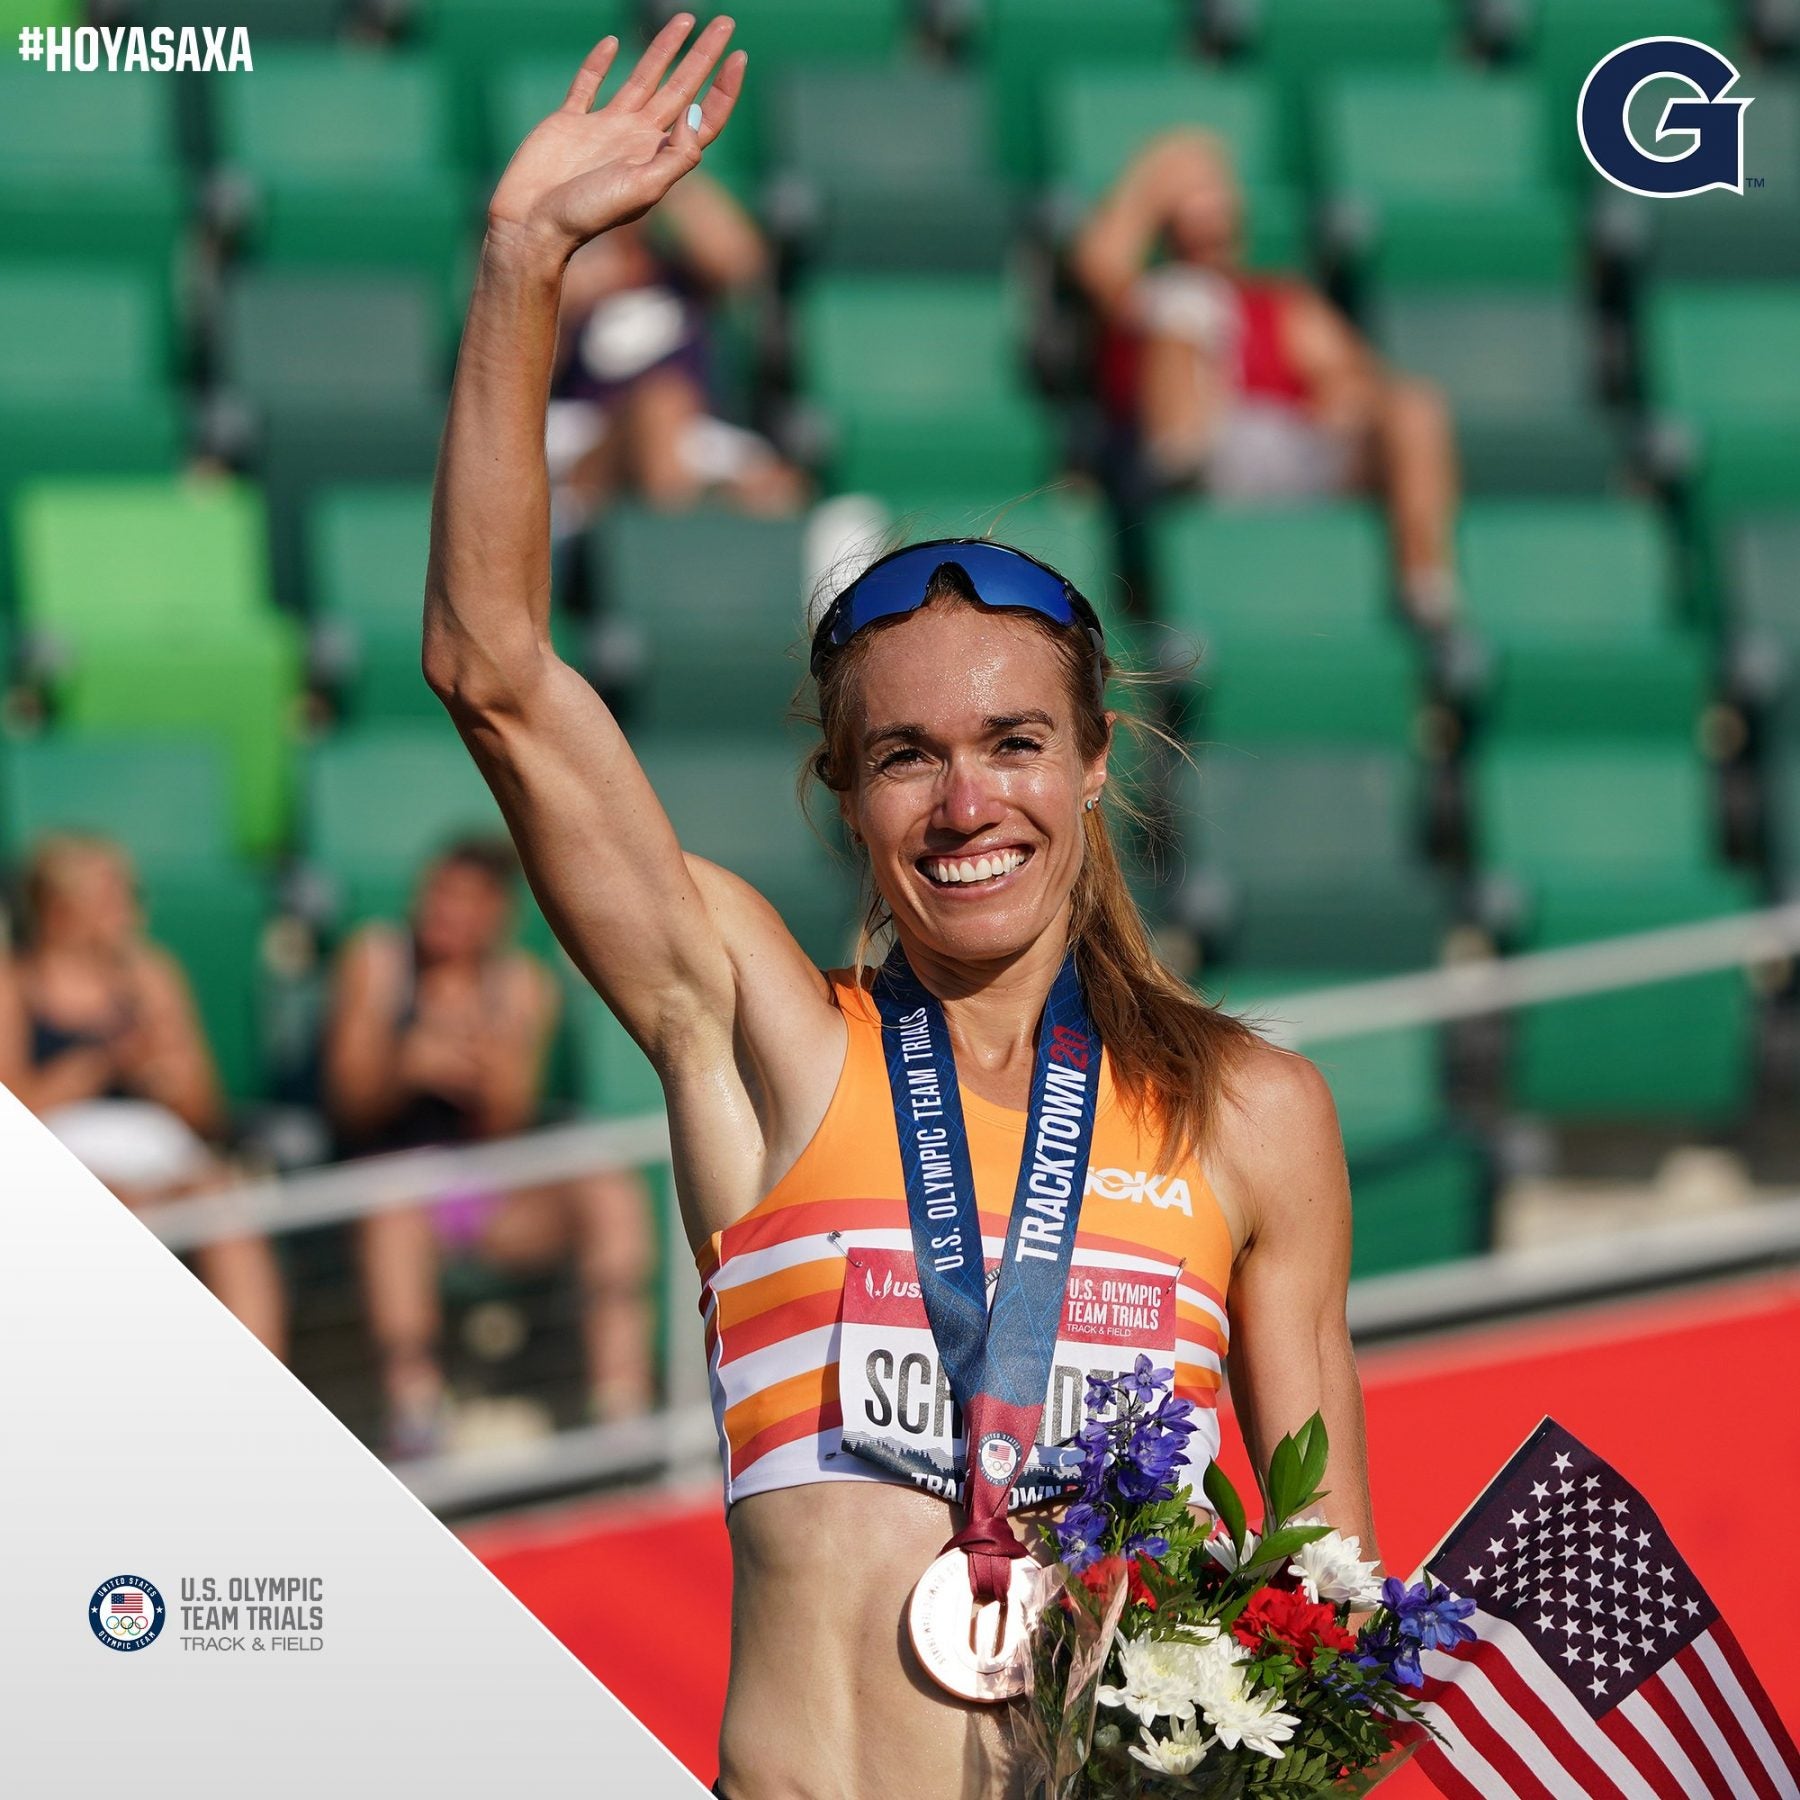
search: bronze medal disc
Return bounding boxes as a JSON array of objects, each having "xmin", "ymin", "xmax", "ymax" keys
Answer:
[{"xmin": 907, "ymin": 1548, "xmax": 1050, "ymax": 1703}]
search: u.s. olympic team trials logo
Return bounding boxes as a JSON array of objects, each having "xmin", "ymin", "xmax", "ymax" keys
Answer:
[
  {"xmin": 89, "ymin": 1576, "xmax": 166, "ymax": 1651},
  {"xmin": 1578, "ymin": 37, "xmax": 1751, "ymax": 197}
]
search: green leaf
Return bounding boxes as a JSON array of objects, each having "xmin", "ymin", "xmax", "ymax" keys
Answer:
[
  {"xmin": 1202, "ymin": 1459, "xmax": 1247, "ymax": 1551},
  {"xmin": 1265, "ymin": 1431, "xmax": 1302, "ymax": 1525},
  {"xmin": 1240, "ymin": 1522, "xmax": 1331, "ymax": 1573},
  {"xmin": 1296, "ymin": 1411, "xmax": 1329, "ymax": 1502}
]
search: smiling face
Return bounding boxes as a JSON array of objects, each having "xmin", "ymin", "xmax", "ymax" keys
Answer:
[{"xmin": 837, "ymin": 598, "xmax": 1108, "ymax": 968}]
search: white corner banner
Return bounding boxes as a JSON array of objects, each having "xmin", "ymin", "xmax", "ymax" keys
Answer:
[{"xmin": 0, "ymin": 1086, "xmax": 707, "ymax": 1796}]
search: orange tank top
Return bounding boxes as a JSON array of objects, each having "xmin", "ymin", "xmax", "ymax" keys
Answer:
[{"xmin": 695, "ymin": 970, "xmax": 1236, "ymax": 1507}]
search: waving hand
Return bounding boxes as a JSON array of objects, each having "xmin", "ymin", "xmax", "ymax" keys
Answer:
[{"xmin": 488, "ymin": 13, "xmax": 745, "ymax": 258}]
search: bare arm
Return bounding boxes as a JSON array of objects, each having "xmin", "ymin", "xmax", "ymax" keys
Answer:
[
  {"xmin": 1280, "ymin": 287, "xmax": 1385, "ymax": 437},
  {"xmin": 659, "ymin": 169, "xmax": 769, "ymax": 290},
  {"xmin": 1216, "ymin": 1043, "xmax": 1379, "ymax": 1560},
  {"xmin": 0, "ymin": 958, "xmax": 116, "ymax": 1113},
  {"xmin": 116, "ymin": 949, "xmax": 225, "ymax": 1137},
  {"xmin": 321, "ymin": 930, "xmax": 413, "ymax": 1140},
  {"xmin": 1069, "ymin": 131, "xmax": 1225, "ymax": 322},
  {"xmin": 469, "ymin": 957, "xmax": 559, "ymax": 1138},
  {"xmin": 423, "ymin": 18, "xmax": 830, "ymax": 1082}
]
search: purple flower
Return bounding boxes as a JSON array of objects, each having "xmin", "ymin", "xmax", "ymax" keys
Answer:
[
  {"xmin": 1119, "ymin": 1353, "xmax": 1175, "ymax": 1405},
  {"xmin": 1352, "ymin": 1617, "xmax": 1424, "ymax": 1691},
  {"xmin": 1125, "ymin": 1532, "xmax": 1169, "ymax": 1559},
  {"xmin": 1084, "ymin": 1372, "xmax": 1117, "ymax": 1413},
  {"xmin": 1057, "ymin": 1502, "xmax": 1108, "ymax": 1573},
  {"xmin": 1382, "ymin": 1577, "xmax": 1477, "ymax": 1653}
]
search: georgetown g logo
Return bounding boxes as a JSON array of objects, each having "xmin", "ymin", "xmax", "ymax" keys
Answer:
[{"xmin": 1578, "ymin": 37, "xmax": 1751, "ymax": 197}]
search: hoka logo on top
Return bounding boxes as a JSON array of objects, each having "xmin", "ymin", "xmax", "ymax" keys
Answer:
[{"xmin": 1084, "ymin": 1167, "xmax": 1193, "ymax": 1215}]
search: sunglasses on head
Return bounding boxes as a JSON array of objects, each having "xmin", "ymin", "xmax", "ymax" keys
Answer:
[{"xmin": 808, "ymin": 538, "xmax": 1106, "ymax": 681}]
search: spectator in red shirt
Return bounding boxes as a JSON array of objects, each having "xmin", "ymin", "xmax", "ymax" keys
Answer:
[{"xmin": 1072, "ymin": 130, "xmax": 1461, "ymax": 624}]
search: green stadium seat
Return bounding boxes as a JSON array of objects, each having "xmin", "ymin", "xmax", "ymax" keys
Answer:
[
  {"xmin": 217, "ymin": 271, "xmax": 447, "ymax": 607},
  {"xmin": 0, "ymin": 267, "xmax": 184, "ymax": 593},
  {"xmin": 137, "ymin": 0, "xmax": 346, "ymax": 33},
  {"xmin": 12, "ymin": 477, "xmax": 272, "ymax": 655},
  {"xmin": 421, "ymin": 0, "xmax": 634, "ymax": 151},
  {"xmin": 1178, "ymin": 749, "xmax": 1453, "ymax": 969},
  {"xmin": 971, "ymin": 0, "xmax": 1189, "ymax": 181},
  {"xmin": 141, "ymin": 865, "xmax": 274, "ymax": 1103},
  {"xmin": 632, "ymin": 732, "xmax": 856, "ymax": 966},
  {"xmin": 1763, "ymin": 745, "xmax": 1800, "ymax": 895},
  {"xmin": 716, "ymin": 0, "xmax": 909, "ymax": 64},
  {"xmin": 308, "ymin": 486, "xmax": 438, "ymax": 719},
  {"xmin": 0, "ymin": 66, "xmax": 185, "ymax": 281},
  {"xmin": 1043, "ymin": 68, "xmax": 1305, "ymax": 268},
  {"xmin": 1509, "ymin": 876, "xmax": 1758, "ymax": 1123},
  {"xmin": 212, "ymin": 48, "xmax": 469, "ymax": 292},
  {"xmin": 771, "ymin": 68, "xmax": 1013, "ymax": 271},
  {"xmin": 1471, "ymin": 742, "xmax": 1724, "ymax": 891},
  {"xmin": 1201, "ymin": 966, "xmax": 1491, "ymax": 1273},
  {"xmin": 1148, "ymin": 502, "xmax": 1392, "ymax": 638},
  {"xmin": 1458, "ymin": 500, "xmax": 1707, "ymax": 736},
  {"xmin": 1150, "ymin": 504, "xmax": 1420, "ymax": 747},
  {"xmin": 59, "ymin": 616, "xmax": 303, "ymax": 858},
  {"xmin": 306, "ymin": 724, "xmax": 505, "ymax": 923},
  {"xmin": 1369, "ymin": 290, "xmax": 1622, "ymax": 495},
  {"xmin": 1346, "ymin": 1132, "xmax": 1492, "ymax": 1275},
  {"xmin": 1521, "ymin": 0, "xmax": 1741, "ymax": 187},
  {"xmin": 1645, "ymin": 286, "xmax": 1800, "ymax": 597},
  {"xmin": 1728, "ymin": 515, "xmax": 1800, "ymax": 730},
  {"xmin": 1319, "ymin": 72, "xmax": 1577, "ymax": 286},
  {"xmin": 563, "ymin": 978, "xmax": 665, "ymax": 1121},
  {"xmin": 1609, "ymin": 82, "xmax": 1800, "ymax": 280},
  {"xmin": 218, "ymin": 270, "xmax": 446, "ymax": 409},
  {"xmin": 0, "ymin": 736, "xmax": 234, "ymax": 877},
  {"xmin": 795, "ymin": 276, "xmax": 1054, "ymax": 495},
  {"xmin": 1647, "ymin": 285, "xmax": 1800, "ymax": 442},
  {"xmin": 587, "ymin": 504, "xmax": 807, "ymax": 734},
  {"xmin": 1239, "ymin": 0, "xmax": 1459, "ymax": 84},
  {"xmin": 1205, "ymin": 968, "xmax": 1450, "ymax": 1152},
  {"xmin": 1198, "ymin": 635, "xmax": 1425, "ymax": 749}
]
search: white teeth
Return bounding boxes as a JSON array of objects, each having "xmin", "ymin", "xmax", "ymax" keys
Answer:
[{"xmin": 924, "ymin": 849, "xmax": 1027, "ymax": 886}]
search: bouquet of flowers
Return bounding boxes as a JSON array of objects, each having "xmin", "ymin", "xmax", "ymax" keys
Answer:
[{"xmin": 1015, "ymin": 1358, "xmax": 1475, "ymax": 1797}]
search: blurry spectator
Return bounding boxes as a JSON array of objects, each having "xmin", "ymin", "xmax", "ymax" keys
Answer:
[
  {"xmin": 323, "ymin": 838, "xmax": 655, "ymax": 1457},
  {"xmin": 546, "ymin": 169, "xmax": 807, "ymax": 534},
  {"xmin": 1072, "ymin": 130, "xmax": 1461, "ymax": 625},
  {"xmin": 0, "ymin": 835, "xmax": 287, "ymax": 1357}
]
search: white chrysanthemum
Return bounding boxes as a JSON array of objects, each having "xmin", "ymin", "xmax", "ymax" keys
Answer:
[
  {"xmin": 1097, "ymin": 1635, "xmax": 1212, "ymax": 1726},
  {"xmin": 1129, "ymin": 1717, "xmax": 1213, "ymax": 1776},
  {"xmin": 1201, "ymin": 1527, "xmax": 1260, "ymax": 1573},
  {"xmin": 1187, "ymin": 1634, "xmax": 1252, "ymax": 1714},
  {"xmin": 1288, "ymin": 1528, "xmax": 1385, "ymax": 1608},
  {"xmin": 1200, "ymin": 1685, "xmax": 1302, "ymax": 1759}
]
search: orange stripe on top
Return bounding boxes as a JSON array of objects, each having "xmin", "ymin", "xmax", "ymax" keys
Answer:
[{"xmin": 697, "ymin": 968, "xmax": 1238, "ymax": 1506}]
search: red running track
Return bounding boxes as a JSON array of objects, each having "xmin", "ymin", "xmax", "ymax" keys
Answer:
[{"xmin": 466, "ymin": 1272, "xmax": 1800, "ymax": 1793}]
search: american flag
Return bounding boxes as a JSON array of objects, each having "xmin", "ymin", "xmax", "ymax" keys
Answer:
[
  {"xmin": 110, "ymin": 1591, "xmax": 144, "ymax": 1614},
  {"xmin": 1402, "ymin": 1419, "xmax": 1799, "ymax": 1800}
]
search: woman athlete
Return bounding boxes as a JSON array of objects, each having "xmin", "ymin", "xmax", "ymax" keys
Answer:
[{"xmin": 426, "ymin": 16, "xmax": 1379, "ymax": 1798}]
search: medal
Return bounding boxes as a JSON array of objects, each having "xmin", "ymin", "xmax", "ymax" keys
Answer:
[
  {"xmin": 872, "ymin": 946, "xmax": 1102, "ymax": 1703},
  {"xmin": 907, "ymin": 1547, "xmax": 1057, "ymax": 1703}
]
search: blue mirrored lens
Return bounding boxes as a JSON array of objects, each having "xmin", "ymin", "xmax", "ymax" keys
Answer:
[{"xmin": 826, "ymin": 542, "xmax": 1076, "ymax": 652}]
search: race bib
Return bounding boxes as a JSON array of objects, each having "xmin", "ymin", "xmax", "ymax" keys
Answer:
[{"xmin": 836, "ymin": 1246, "xmax": 1179, "ymax": 1506}]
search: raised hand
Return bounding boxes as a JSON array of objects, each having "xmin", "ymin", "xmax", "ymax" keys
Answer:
[{"xmin": 487, "ymin": 13, "xmax": 745, "ymax": 260}]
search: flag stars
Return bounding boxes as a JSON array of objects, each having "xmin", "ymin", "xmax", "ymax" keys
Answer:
[
  {"xmin": 1635, "ymin": 1531, "xmax": 1652, "ymax": 1549},
  {"xmin": 1488, "ymin": 1537, "xmax": 1508, "ymax": 1559},
  {"xmin": 1553, "ymin": 1451, "xmax": 1573, "ymax": 1472},
  {"xmin": 1584, "ymin": 1475, "xmax": 1601, "ymax": 1491},
  {"xmin": 1531, "ymin": 1481, "xmax": 1550, "ymax": 1501}
]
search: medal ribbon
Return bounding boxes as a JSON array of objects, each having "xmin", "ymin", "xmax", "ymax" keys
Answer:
[{"xmin": 873, "ymin": 944, "xmax": 1101, "ymax": 1604}]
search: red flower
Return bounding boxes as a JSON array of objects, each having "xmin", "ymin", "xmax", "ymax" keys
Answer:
[
  {"xmin": 1126, "ymin": 1556, "xmax": 1160, "ymax": 1611},
  {"xmin": 1078, "ymin": 1555, "xmax": 1126, "ymax": 1599},
  {"xmin": 1233, "ymin": 1585, "xmax": 1357, "ymax": 1666}
]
